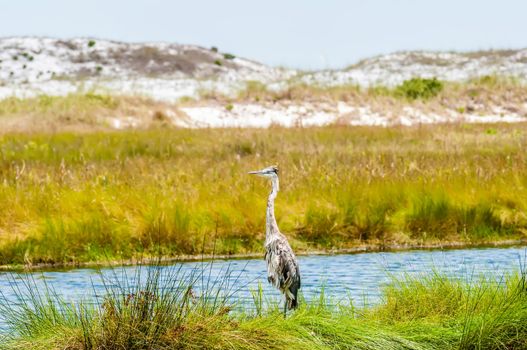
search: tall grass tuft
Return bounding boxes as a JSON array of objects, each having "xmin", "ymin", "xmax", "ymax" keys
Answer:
[{"xmin": 0, "ymin": 261, "xmax": 250, "ymax": 349}]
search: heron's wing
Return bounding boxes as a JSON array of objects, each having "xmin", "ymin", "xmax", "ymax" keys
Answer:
[
  {"xmin": 264, "ymin": 243, "xmax": 281, "ymax": 287},
  {"xmin": 265, "ymin": 237, "xmax": 300, "ymax": 290}
]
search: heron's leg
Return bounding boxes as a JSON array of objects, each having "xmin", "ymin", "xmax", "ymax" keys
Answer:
[{"xmin": 283, "ymin": 298, "xmax": 287, "ymax": 318}]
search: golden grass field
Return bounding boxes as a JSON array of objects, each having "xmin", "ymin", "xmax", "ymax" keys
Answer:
[{"xmin": 0, "ymin": 117, "xmax": 526, "ymax": 266}]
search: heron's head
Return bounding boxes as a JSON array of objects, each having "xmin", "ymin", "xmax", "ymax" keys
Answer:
[{"xmin": 248, "ymin": 165, "xmax": 279, "ymax": 179}]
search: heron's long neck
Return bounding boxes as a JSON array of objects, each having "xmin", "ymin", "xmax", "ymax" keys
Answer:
[{"xmin": 266, "ymin": 176, "xmax": 280, "ymax": 242}]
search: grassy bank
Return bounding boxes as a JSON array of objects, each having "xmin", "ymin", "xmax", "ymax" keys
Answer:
[
  {"xmin": 1, "ymin": 123, "xmax": 527, "ymax": 266},
  {"xmin": 1, "ymin": 263, "xmax": 527, "ymax": 349}
]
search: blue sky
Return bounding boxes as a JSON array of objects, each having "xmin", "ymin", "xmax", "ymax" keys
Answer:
[{"xmin": 1, "ymin": 0, "xmax": 525, "ymax": 69}]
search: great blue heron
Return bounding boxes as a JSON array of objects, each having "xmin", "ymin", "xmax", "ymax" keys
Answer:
[{"xmin": 248, "ymin": 165, "xmax": 301, "ymax": 316}]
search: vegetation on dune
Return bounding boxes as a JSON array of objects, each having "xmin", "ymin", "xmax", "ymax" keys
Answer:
[
  {"xmin": 0, "ymin": 75, "xmax": 525, "ymax": 134},
  {"xmin": 0, "ymin": 93, "xmax": 187, "ymax": 133},
  {"xmin": 2, "ymin": 262, "xmax": 527, "ymax": 349},
  {"xmin": 235, "ymin": 74, "xmax": 524, "ymax": 104},
  {"xmin": 0, "ymin": 124, "xmax": 526, "ymax": 266}
]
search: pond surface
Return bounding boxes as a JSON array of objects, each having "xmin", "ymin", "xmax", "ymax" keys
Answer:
[{"xmin": 0, "ymin": 245, "xmax": 526, "ymax": 318}]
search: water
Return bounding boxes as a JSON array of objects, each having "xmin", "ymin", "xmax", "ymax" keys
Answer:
[{"xmin": 0, "ymin": 246, "xmax": 526, "ymax": 318}]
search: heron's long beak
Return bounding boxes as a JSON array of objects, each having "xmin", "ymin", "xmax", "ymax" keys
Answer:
[{"xmin": 248, "ymin": 170, "xmax": 262, "ymax": 175}]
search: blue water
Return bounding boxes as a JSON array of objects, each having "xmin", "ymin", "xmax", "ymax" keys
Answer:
[{"xmin": 0, "ymin": 246, "xmax": 525, "ymax": 318}]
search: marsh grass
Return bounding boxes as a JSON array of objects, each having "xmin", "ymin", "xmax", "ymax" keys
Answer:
[
  {"xmin": 2, "ymin": 261, "xmax": 527, "ymax": 349},
  {"xmin": 0, "ymin": 123, "xmax": 527, "ymax": 265},
  {"xmin": 370, "ymin": 269, "xmax": 527, "ymax": 349}
]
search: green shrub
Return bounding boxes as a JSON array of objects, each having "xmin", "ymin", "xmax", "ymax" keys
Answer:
[
  {"xmin": 223, "ymin": 53, "xmax": 236, "ymax": 60},
  {"xmin": 88, "ymin": 40, "xmax": 96, "ymax": 48},
  {"xmin": 486, "ymin": 128, "xmax": 498, "ymax": 135},
  {"xmin": 395, "ymin": 77, "xmax": 443, "ymax": 100}
]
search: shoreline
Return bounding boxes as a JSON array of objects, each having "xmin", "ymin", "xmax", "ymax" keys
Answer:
[{"xmin": 2, "ymin": 239, "xmax": 525, "ymax": 272}]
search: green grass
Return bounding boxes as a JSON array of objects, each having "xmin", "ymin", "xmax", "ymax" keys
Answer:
[
  {"xmin": 0, "ymin": 124, "xmax": 527, "ymax": 266},
  {"xmin": 2, "ymin": 262, "xmax": 527, "ymax": 349}
]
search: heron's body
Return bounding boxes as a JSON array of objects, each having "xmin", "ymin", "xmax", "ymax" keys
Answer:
[
  {"xmin": 264, "ymin": 235, "xmax": 301, "ymax": 309},
  {"xmin": 249, "ymin": 166, "xmax": 301, "ymax": 313}
]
